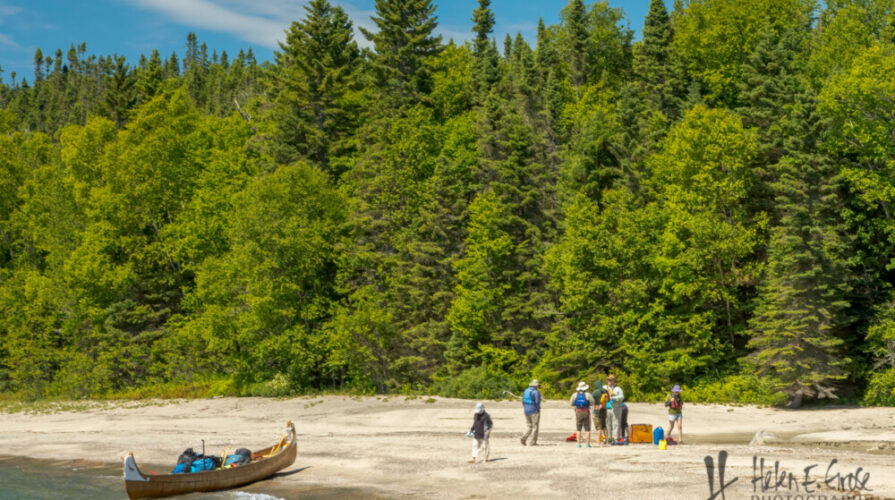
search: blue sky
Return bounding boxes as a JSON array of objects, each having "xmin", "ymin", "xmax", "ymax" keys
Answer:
[{"xmin": 0, "ymin": 0, "xmax": 652, "ymax": 85}]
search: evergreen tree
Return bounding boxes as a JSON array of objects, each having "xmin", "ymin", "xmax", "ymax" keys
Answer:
[
  {"xmin": 471, "ymin": 0, "xmax": 499, "ymax": 99},
  {"xmin": 361, "ymin": 0, "xmax": 443, "ymax": 105},
  {"xmin": 272, "ymin": 0, "xmax": 361, "ymax": 173},
  {"xmin": 561, "ymin": 0, "xmax": 589, "ymax": 89},
  {"xmin": 748, "ymin": 92, "xmax": 852, "ymax": 407},
  {"xmin": 102, "ymin": 55, "xmax": 136, "ymax": 128},
  {"xmin": 633, "ymin": 0, "xmax": 680, "ymax": 118},
  {"xmin": 33, "ymin": 48, "xmax": 44, "ymax": 83},
  {"xmin": 137, "ymin": 50, "xmax": 163, "ymax": 104}
]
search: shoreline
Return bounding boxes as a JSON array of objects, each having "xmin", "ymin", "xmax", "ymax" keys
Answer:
[{"xmin": 2, "ymin": 396, "xmax": 894, "ymax": 499}]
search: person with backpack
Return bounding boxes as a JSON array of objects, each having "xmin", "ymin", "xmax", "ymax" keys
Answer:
[
  {"xmin": 521, "ymin": 379, "xmax": 541, "ymax": 446},
  {"xmin": 591, "ymin": 379, "xmax": 609, "ymax": 445},
  {"xmin": 568, "ymin": 381, "xmax": 595, "ymax": 448},
  {"xmin": 665, "ymin": 384, "xmax": 684, "ymax": 444},
  {"xmin": 604, "ymin": 375, "xmax": 625, "ymax": 445},
  {"xmin": 467, "ymin": 402, "xmax": 493, "ymax": 463}
]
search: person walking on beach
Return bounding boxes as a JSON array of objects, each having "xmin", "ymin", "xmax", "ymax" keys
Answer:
[
  {"xmin": 605, "ymin": 375, "xmax": 625, "ymax": 445},
  {"xmin": 521, "ymin": 379, "xmax": 541, "ymax": 446},
  {"xmin": 569, "ymin": 381, "xmax": 595, "ymax": 448},
  {"xmin": 468, "ymin": 402, "xmax": 493, "ymax": 463},
  {"xmin": 665, "ymin": 384, "xmax": 683, "ymax": 444},
  {"xmin": 591, "ymin": 379, "xmax": 609, "ymax": 445}
]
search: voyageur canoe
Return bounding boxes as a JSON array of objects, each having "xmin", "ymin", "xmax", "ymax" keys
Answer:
[{"xmin": 123, "ymin": 421, "xmax": 297, "ymax": 499}]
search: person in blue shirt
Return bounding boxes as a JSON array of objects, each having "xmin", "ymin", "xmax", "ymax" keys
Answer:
[{"xmin": 520, "ymin": 379, "xmax": 541, "ymax": 446}]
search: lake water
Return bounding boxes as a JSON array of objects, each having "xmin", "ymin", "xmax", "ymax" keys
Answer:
[{"xmin": 0, "ymin": 456, "xmax": 376, "ymax": 500}]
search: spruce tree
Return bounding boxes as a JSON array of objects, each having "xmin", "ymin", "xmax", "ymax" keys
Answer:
[
  {"xmin": 33, "ymin": 48, "xmax": 44, "ymax": 83},
  {"xmin": 361, "ymin": 0, "xmax": 443, "ymax": 105},
  {"xmin": 471, "ymin": 0, "xmax": 499, "ymax": 100},
  {"xmin": 633, "ymin": 0, "xmax": 681, "ymax": 118},
  {"xmin": 102, "ymin": 55, "xmax": 136, "ymax": 128},
  {"xmin": 272, "ymin": 0, "xmax": 361, "ymax": 172},
  {"xmin": 748, "ymin": 92, "xmax": 852, "ymax": 406},
  {"xmin": 561, "ymin": 0, "xmax": 589, "ymax": 89},
  {"xmin": 137, "ymin": 50, "xmax": 163, "ymax": 104}
]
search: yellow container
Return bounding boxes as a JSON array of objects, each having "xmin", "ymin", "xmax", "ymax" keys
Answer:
[{"xmin": 658, "ymin": 439, "xmax": 667, "ymax": 450}]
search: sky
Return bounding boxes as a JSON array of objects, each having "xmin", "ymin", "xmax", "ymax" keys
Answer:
[{"xmin": 0, "ymin": 0, "xmax": 653, "ymax": 85}]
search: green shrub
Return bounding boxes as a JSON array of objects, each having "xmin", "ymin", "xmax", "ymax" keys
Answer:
[
  {"xmin": 864, "ymin": 368, "xmax": 895, "ymax": 406},
  {"xmin": 686, "ymin": 375, "xmax": 786, "ymax": 406},
  {"xmin": 109, "ymin": 376, "xmax": 237, "ymax": 399},
  {"xmin": 432, "ymin": 366, "xmax": 514, "ymax": 399}
]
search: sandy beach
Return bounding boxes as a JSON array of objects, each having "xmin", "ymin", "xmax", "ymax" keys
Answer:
[{"xmin": 2, "ymin": 396, "xmax": 894, "ymax": 499}]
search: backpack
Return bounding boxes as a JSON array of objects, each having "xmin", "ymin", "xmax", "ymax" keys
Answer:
[
  {"xmin": 172, "ymin": 448, "xmax": 199, "ymax": 472},
  {"xmin": 522, "ymin": 387, "xmax": 534, "ymax": 405},
  {"xmin": 670, "ymin": 395, "xmax": 683, "ymax": 410},
  {"xmin": 224, "ymin": 448, "xmax": 252, "ymax": 467},
  {"xmin": 574, "ymin": 391, "xmax": 589, "ymax": 410}
]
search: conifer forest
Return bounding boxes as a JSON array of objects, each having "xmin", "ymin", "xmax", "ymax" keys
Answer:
[{"xmin": 1, "ymin": 0, "xmax": 895, "ymax": 407}]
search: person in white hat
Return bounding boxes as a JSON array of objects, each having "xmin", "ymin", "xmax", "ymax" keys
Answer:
[
  {"xmin": 568, "ymin": 381, "xmax": 595, "ymax": 448},
  {"xmin": 467, "ymin": 402, "xmax": 493, "ymax": 463},
  {"xmin": 521, "ymin": 379, "xmax": 541, "ymax": 446}
]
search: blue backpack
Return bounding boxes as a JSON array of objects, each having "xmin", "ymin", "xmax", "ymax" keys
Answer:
[
  {"xmin": 522, "ymin": 387, "xmax": 534, "ymax": 405},
  {"xmin": 574, "ymin": 391, "xmax": 589, "ymax": 409}
]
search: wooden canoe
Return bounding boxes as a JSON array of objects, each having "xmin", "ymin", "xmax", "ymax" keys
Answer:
[{"xmin": 123, "ymin": 421, "xmax": 297, "ymax": 499}]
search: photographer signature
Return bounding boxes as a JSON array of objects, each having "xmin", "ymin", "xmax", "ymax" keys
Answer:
[{"xmin": 705, "ymin": 451, "xmax": 872, "ymax": 500}]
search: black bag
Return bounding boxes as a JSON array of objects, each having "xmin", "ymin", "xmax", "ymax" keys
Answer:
[{"xmin": 176, "ymin": 448, "xmax": 199, "ymax": 466}]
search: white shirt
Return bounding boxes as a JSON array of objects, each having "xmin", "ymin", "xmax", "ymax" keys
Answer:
[{"xmin": 604, "ymin": 385, "xmax": 624, "ymax": 404}]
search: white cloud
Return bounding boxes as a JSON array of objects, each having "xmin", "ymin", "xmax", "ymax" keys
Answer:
[
  {"xmin": 129, "ymin": 0, "xmax": 465, "ymax": 52},
  {"xmin": 129, "ymin": 0, "xmax": 383, "ymax": 50},
  {"xmin": 0, "ymin": 4, "xmax": 22, "ymax": 18},
  {"xmin": 132, "ymin": 0, "xmax": 285, "ymax": 48},
  {"xmin": 0, "ymin": 33, "xmax": 18, "ymax": 48}
]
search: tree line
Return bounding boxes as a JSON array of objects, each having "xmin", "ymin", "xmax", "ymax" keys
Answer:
[{"xmin": 1, "ymin": 0, "xmax": 894, "ymax": 406}]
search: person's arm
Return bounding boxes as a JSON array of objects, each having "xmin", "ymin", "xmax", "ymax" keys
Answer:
[
  {"xmin": 665, "ymin": 394, "xmax": 671, "ymax": 407},
  {"xmin": 533, "ymin": 389, "xmax": 541, "ymax": 411},
  {"xmin": 569, "ymin": 394, "xmax": 576, "ymax": 406},
  {"xmin": 484, "ymin": 414, "xmax": 493, "ymax": 434},
  {"xmin": 611, "ymin": 387, "xmax": 624, "ymax": 403}
]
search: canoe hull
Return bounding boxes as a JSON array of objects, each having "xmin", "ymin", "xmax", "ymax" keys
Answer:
[{"xmin": 124, "ymin": 423, "xmax": 297, "ymax": 499}]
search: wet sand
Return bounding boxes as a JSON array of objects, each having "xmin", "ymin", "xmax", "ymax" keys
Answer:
[{"xmin": 2, "ymin": 396, "xmax": 894, "ymax": 499}]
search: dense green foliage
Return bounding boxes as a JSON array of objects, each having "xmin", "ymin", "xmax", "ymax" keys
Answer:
[{"xmin": 1, "ymin": 0, "xmax": 894, "ymax": 406}]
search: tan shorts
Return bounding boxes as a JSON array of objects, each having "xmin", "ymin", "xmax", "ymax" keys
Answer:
[{"xmin": 575, "ymin": 410, "xmax": 591, "ymax": 432}]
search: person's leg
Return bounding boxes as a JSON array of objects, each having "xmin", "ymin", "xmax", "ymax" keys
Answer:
[
  {"xmin": 621, "ymin": 406, "xmax": 629, "ymax": 442},
  {"xmin": 677, "ymin": 417, "xmax": 683, "ymax": 444},
  {"xmin": 585, "ymin": 413, "xmax": 592, "ymax": 446},
  {"xmin": 607, "ymin": 407, "xmax": 618, "ymax": 442},
  {"xmin": 575, "ymin": 411, "xmax": 584, "ymax": 448},
  {"xmin": 470, "ymin": 438, "xmax": 479, "ymax": 463},
  {"xmin": 482, "ymin": 437, "xmax": 490, "ymax": 463},
  {"xmin": 667, "ymin": 416, "xmax": 676, "ymax": 440},
  {"xmin": 531, "ymin": 412, "xmax": 540, "ymax": 445},
  {"xmin": 613, "ymin": 406, "xmax": 623, "ymax": 442},
  {"xmin": 598, "ymin": 409, "xmax": 607, "ymax": 444},
  {"xmin": 522, "ymin": 414, "xmax": 532, "ymax": 445}
]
